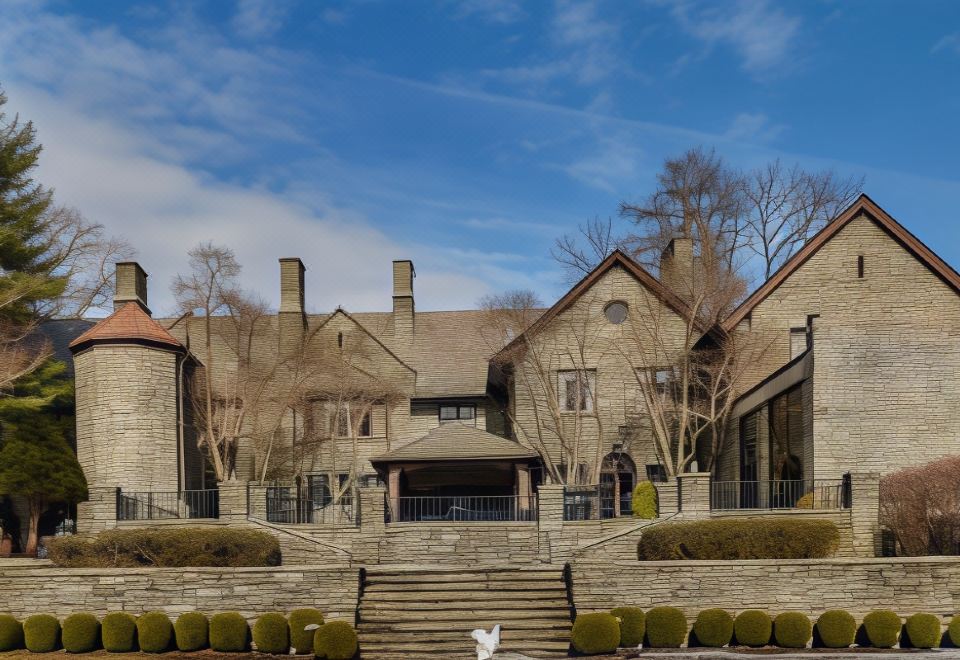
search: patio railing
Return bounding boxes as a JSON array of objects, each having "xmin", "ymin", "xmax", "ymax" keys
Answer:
[
  {"xmin": 386, "ymin": 495, "xmax": 537, "ymax": 523},
  {"xmin": 563, "ymin": 485, "xmax": 632, "ymax": 521},
  {"xmin": 710, "ymin": 479, "xmax": 848, "ymax": 511},
  {"xmin": 116, "ymin": 489, "xmax": 219, "ymax": 520},
  {"xmin": 247, "ymin": 484, "xmax": 358, "ymax": 525}
]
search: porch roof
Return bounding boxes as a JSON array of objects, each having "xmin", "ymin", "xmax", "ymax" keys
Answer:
[{"xmin": 370, "ymin": 423, "xmax": 538, "ymax": 463}]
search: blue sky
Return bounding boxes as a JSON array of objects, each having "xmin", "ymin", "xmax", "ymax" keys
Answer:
[{"xmin": 1, "ymin": 0, "xmax": 958, "ymax": 315}]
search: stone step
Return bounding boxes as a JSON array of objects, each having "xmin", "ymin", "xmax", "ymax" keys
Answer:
[
  {"xmin": 365, "ymin": 570, "xmax": 563, "ymax": 583},
  {"xmin": 361, "ymin": 590, "xmax": 567, "ymax": 603},
  {"xmin": 364, "ymin": 580, "xmax": 567, "ymax": 592},
  {"xmin": 360, "ymin": 638, "xmax": 571, "ymax": 652},
  {"xmin": 359, "ymin": 621, "xmax": 571, "ymax": 634},
  {"xmin": 360, "ymin": 608, "xmax": 570, "ymax": 621}
]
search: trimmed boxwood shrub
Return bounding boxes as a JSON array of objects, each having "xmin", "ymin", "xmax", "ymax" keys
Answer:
[
  {"xmin": 137, "ymin": 611, "xmax": 173, "ymax": 653},
  {"xmin": 949, "ymin": 615, "xmax": 960, "ymax": 647},
  {"xmin": 610, "ymin": 607, "xmax": 644, "ymax": 648},
  {"xmin": 289, "ymin": 608, "xmax": 324, "ymax": 655},
  {"xmin": 862, "ymin": 610, "xmax": 901, "ymax": 648},
  {"xmin": 632, "ymin": 481, "xmax": 658, "ymax": 519},
  {"xmin": 174, "ymin": 612, "xmax": 209, "ymax": 652},
  {"xmin": 571, "ymin": 613, "xmax": 619, "ymax": 655},
  {"xmin": 733, "ymin": 610, "xmax": 771, "ymax": 647},
  {"xmin": 637, "ymin": 518, "xmax": 839, "ymax": 560},
  {"xmin": 815, "ymin": 610, "xmax": 857, "ymax": 648},
  {"xmin": 314, "ymin": 621, "xmax": 358, "ymax": 660},
  {"xmin": 102, "ymin": 612, "xmax": 137, "ymax": 652},
  {"xmin": 23, "ymin": 614, "xmax": 61, "ymax": 653},
  {"xmin": 47, "ymin": 527, "xmax": 281, "ymax": 568},
  {"xmin": 774, "ymin": 612, "xmax": 811, "ymax": 649},
  {"xmin": 0, "ymin": 614, "xmax": 24, "ymax": 651},
  {"xmin": 645, "ymin": 607, "xmax": 687, "ymax": 648},
  {"xmin": 692, "ymin": 609, "xmax": 732, "ymax": 647},
  {"xmin": 253, "ymin": 613, "xmax": 289, "ymax": 654},
  {"xmin": 210, "ymin": 612, "xmax": 249, "ymax": 652},
  {"xmin": 903, "ymin": 612, "xmax": 941, "ymax": 649},
  {"xmin": 62, "ymin": 613, "xmax": 101, "ymax": 653}
]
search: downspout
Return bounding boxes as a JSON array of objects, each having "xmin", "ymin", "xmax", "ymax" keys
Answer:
[{"xmin": 177, "ymin": 352, "xmax": 186, "ymax": 492}]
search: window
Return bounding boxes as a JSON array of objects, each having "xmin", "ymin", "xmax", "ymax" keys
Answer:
[
  {"xmin": 645, "ymin": 464, "xmax": 667, "ymax": 483},
  {"xmin": 439, "ymin": 404, "xmax": 476, "ymax": 424},
  {"xmin": 604, "ymin": 301, "xmax": 628, "ymax": 324},
  {"xmin": 335, "ymin": 404, "xmax": 371, "ymax": 438},
  {"xmin": 790, "ymin": 328, "xmax": 807, "ymax": 360},
  {"xmin": 558, "ymin": 370, "xmax": 596, "ymax": 413},
  {"xmin": 857, "ymin": 255, "xmax": 864, "ymax": 279},
  {"xmin": 637, "ymin": 367, "xmax": 676, "ymax": 400}
]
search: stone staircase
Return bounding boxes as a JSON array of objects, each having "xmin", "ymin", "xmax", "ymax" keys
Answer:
[{"xmin": 357, "ymin": 564, "xmax": 572, "ymax": 659}]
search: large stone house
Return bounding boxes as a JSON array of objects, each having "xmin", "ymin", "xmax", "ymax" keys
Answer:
[{"xmin": 61, "ymin": 195, "xmax": 960, "ymax": 533}]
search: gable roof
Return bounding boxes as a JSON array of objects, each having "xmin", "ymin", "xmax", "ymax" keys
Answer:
[
  {"xmin": 496, "ymin": 249, "xmax": 697, "ymax": 359},
  {"xmin": 312, "ymin": 307, "xmax": 416, "ymax": 375},
  {"xmin": 369, "ymin": 423, "xmax": 537, "ymax": 463},
  {"xmin": 69, "ymin": 302, "xmax": 184, "ymax": 352},
  {"xmin": 723, "ymin": 194, "xmax": 960, "ymax": 332}
]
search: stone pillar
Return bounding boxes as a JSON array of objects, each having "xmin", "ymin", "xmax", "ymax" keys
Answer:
[
  {"xmin": 77, "ymin": 487, "xmax": 119, "ymax": 533},
  {"xmin": 516, "ymin": 465, "xmax": 531, "ymax": 514},
  {"xmin": 278, "ymin": 258, "xmax": 306, "ymax": 359},
  {"xmin": 848, "ymin": 472, "xmax": 881, "ymax": 557},
  {"xmin": 217, "ymin": 481, "xmax": 249, "ymax": 521},
  {"xmin": 654, "ymin": 477, "xmax": 679, "ymax": 516},
  {"xmin": 356, "ymin": 486, "xmax": 386, "ymax": 565},
  {"xmin": 392, "ymin": 260, "xmax": 415, "ymax": 351},
  {"xmin": 677, "ymin": 472, "xmax": 711, "ymax": 515},
  {"xmin": 387, "ymin": 466, "xmax": 401, "ymax": 522},
  {"xmin": 537, "ymin": 485, "xmax": 565, "ymax": 563}
]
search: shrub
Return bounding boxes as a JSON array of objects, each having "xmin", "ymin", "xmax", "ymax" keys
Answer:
[
  {"xmin": 101, "ymin": 612, "xmax": 137, "ymax": 652},
  {"xmin": 571, "ymin": 613, "xmax": 619, "ymax": 654},
  {"xmin": 253, "ymin": 613, "xmax": 289, "ymax": 654},
  {"xmin": 314, "ymin": 621, "xmax": 358, "ymax": 660},
  {"xmin": 645, "ymin": 607, "xmax": 687, "ymax": 648},
  {"xmin": 137, "ymin": 611, "xmax": 173, "ymax": 653},
  {"xmin": 691, "ymin": 609, "xmax": 732, "ymax": 647},
  {"xmin": 23, "ymin": 614, "xmax": 61, "ymax": 653},
  {"xmin": 632, "ymin": 481, "xmax": 658, "ymax": 519},
  {"xmin": 733, "ymin": 610, "xmax": 771, "ymax": 647},
  {"xmin": 637, "ymin": 518, "xmax": 839, "ymax": 560},
  {"xmin": 47, "ymin": 527, "xmax": 281, "ymax": 568},
  {"xmin": 174, "ymin": 612, "xmax": 209, "ymax": 652},
  {"xmin": 289, "ymin": 608, "xmax": 324, "ymax": 654},
  {"xmin": 62, "ymin": 613, "xmax": 101, "ymax": 653},
  {"xmin": 610, "ymin": 607, "xmax": 644, "ymax": 648},
  {"xmin": 862, "ymin": 610, "xmax": 901, "ymax": 648},
  {"xmin": 210, "ymin": 612, "xmax": 249, "ymax": 652},
  {"xmin": 903, "ymin": 613, "xmax": 941, "ymax": 649},
  {"xmin": 880, "ymin": 455, "xmax": 960, "ymax": 556},
  {"xmin": 773, "ymin": 612, "xmax": 811, "ymax": 648},
  {"xmin": 0, "ymin": 614, "xmax": 24, "ymax": 652},
  {"xmin": 949, "ymin": 615, "xmax": 960, "ymax": 647},
  {"xmin": 815, "ymin": 610, "xmax": 856, "ymax": 648}
]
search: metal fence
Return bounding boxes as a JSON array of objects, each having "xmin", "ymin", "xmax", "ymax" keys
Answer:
[
  {"xmin": 247, "ymin": 484, "xmax": 358, "ymax": 525},
  {"xmin": 709, "ymin": 479, "xmax": 848, "ymax": 511},
  {"xmin": 563, "ymin": 485, "xmax": 632, "ymax": 520},
  {"xmin": 386, "ymin": 495, "xmax": 537, "ymax": 523},
  {"xmin": 116, "ymin": 489, "xmax": 219, "ymax": 520}
]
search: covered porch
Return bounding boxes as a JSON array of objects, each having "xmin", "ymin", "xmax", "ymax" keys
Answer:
[{"xmin": 370, "ymin": 424, "xmax": 539, "ymax": 522}]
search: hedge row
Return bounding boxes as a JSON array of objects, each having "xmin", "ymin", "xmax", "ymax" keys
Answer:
[
  {"xmin": 46, "ymin": 527, "xmax": 281, "ymax": 568},
  {"xmin": 0, "ymin": 610, "xmax": 356, "ymax": 658},
  {"xmin": 636, "ymin": 518, "xmax": 840, "ymax": 560},
  {"xmin": 571, "ymin": 607, "xmax": 958, "ymax": 654}
]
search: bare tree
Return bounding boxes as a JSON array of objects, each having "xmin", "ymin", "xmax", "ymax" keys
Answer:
[{"xmin": 553, "ymin": 217, "xmax": 619, "ymax": 283}]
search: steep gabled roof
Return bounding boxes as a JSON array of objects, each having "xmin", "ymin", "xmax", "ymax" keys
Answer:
[
  {"xmin": 312, "ymin": 307, "xmax": 416, "ymax": 375},
  {"xmin": 369, "ymin": 423, "xmax": 537, "ymax": 463},
  {"xmin": 496, "ymin": 249, "xmax": 697, "ymax": 359},
  {"xmin": 68, "ymin": 302, "xmax": 183, "ymax": 352},
  {"xmin": 723, "ymin": 194, "xmax": 960, "ymax": 332}
]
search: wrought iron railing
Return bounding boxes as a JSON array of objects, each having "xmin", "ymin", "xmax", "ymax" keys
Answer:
[
  {"xmin": 116, "ymin": 489, "xmax": 219, "ymax": 520},
  {"xmin": 386, "ymin": 495, "xmax": 537, "ymax": 523},
  {"xmin": 710, "ymin": 479, "xmax": 847, "ymax": 511},
  {"xmin": 563, "ymin": 485, "xmax": 632, "ymax": 520},
  {"xmin": 247, "ymin": 484, "xmax": 357, "ymax": 525}
]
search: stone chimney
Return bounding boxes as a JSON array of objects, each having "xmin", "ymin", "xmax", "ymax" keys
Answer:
[
  {"xmin": 659, "ymin": 237, "xmax": 694, "ymax": 300},
  {"xmin": 114, "ymin": 262, "xmax": 150, "ymax": 314},
  {"xmin": 392, "ymin": 260, "xmax": 415, "ymax": 347},
  {"xmin": 278, "ymin": 258, "xmax": 306, "ymax": 357}
]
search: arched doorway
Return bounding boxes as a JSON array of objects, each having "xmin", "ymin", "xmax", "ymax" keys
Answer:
[{"xmin": 600, "ymin": 453, "xmax": 637, "ymax": 517}]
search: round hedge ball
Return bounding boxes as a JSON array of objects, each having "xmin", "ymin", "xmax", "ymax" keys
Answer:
[
  {"xmin": 210, "ymin": 612, "xmax": 250, "ymax": 652},
  {"xmin": 692, "ymin": 609, "xmax": 733, "ymax": 647},
  {"xmin": 949, "ymin": 615, "xmax": 960, "ymax": 648},
  {"xmin": 734, "ymin": 610, "xmax": 772, "ymax": 647},
  {"xmin": 314, "ymin": 621, "xmax": 358, "ymax": 660},
  {"xmin": 903, "ymin": 613, "xmax": 941, "ymax": 649},
  {"xmin": 815, "ymin": 610, "xmax": 857, "ymax": 648},
  {"xmin": 24, "ymin": 614, "xmax": 61, "ymax": 653},
  {"xmin": 610, "ymin": 607, "xmax": 645, "ymax": 648},
  {"xmin": 774, "ymin": 612, "xmax": 812, "ymax": 649},
  {"xmin": 0, "ymin": 614, "xmax": 24, "ymax": 651},
  {"xmin": 645, "ymin": 606, "xmax": 688, "ymax": 648},
  {"xmin": 174, "ymin": 612, "xmax": 209, "ymax": 652},
  {"xmin": 289, "ymin": 608, "xmax": 324, "ymax": 655},
  {"xmin": 862, "ymin": 610, "xmax": 901, "ymax": 648},
  {"xmin": 62, "ymin": 613, "xmax": 101, "ymax": 653},
  {"xmin": 101, "ymin": 612, "xmax": 137, "ymax": 652},
  {"xmin": 253, "ymin": 612, "xmax": 290, "ymax": 655},
  {"xmin": 571, "ymin": 612, "xmax": 620, "ymax": 654},
  {"xmin": 137, "ymin": 611, "xmax": 173, "ymax": 653}
]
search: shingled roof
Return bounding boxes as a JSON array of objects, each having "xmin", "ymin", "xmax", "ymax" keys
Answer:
[
  {"xmin": 370, "ymin": 423, "xmax": 538, "ymax": 463},
  {"xmin": 69, "ymin": 302, "xmax": 184, "ymax": 352}
]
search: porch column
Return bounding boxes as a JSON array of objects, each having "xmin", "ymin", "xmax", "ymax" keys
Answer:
[
  {"xmin": 848, "ymin": 471, "xmax": 881, "ymax": 557},
  {"xmin": 76, "ymin": 486, "xmax": 119, "ymax": 533},
  {"xmin": 516, "ymin": 464, "xmax": 531, "ymax": 514},
  {"xmin": 677, "ymin": 472, "xmax": 711, "ymax": 515},
  {"xmin": 387, "ymin": 466, "xmax": 401, "ymax": 522}
]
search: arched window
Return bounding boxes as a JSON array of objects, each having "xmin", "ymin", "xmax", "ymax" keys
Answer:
[{"xmin": 600, "ymin": 452, "xmax": 637, "ymax": 517}]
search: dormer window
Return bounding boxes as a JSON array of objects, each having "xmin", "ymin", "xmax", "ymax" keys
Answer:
[{"xmin": 440, "ymin": 404, "xmax": 476, "ymax": 424}]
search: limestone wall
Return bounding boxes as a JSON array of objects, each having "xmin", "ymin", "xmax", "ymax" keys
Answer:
[{"xmin": 379, "ymin": 523, "xmax": 541, "ymax": 565}]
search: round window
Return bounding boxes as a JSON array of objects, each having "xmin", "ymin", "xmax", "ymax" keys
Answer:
[{"xmin": 604, "ymin": 301, "xmax": 628, "ymax": 324}]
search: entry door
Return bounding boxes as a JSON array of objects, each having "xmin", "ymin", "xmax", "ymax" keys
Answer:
[{"xmin": 739, "ymin": 411, "xmax": 759, "ymax": 508}]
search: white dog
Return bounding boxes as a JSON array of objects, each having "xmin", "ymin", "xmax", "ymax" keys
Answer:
[{"xmin": 471, "ymin": 624, "xmax": 501, "ymax": 660}]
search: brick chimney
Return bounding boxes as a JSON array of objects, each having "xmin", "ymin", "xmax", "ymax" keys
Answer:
[
  {"xmin": 392, "ymin": 260, "xmax": 415, "ymax": 347},
  {"xmin": 659, "ymin": 237, "xmax": 694, "ymax": 301},
  {"xmin": 114, "ymin": 262, "xmax": 150, "ymax": 314},
  {"xmin": 278, "ymin": 258, "xmax": 306, "ymax": 357}
]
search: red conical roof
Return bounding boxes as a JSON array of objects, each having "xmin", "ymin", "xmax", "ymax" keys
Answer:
[{"xmin": 69, "ymin": 302, "xmax": 183, "ymax": 351}]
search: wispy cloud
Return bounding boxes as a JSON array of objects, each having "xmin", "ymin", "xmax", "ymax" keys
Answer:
[
  {"xmin": 451, "ymin": 0, "xmax": 526, "ymax": 24},
  {"xmin": 232, "ymin": 0, "xmax": 291, "ymax": 39},
  {"xmin": 724, "ymin": 113, "xmax": 786, "ymax": 144},
  {"xmin": 932, "ymin": 32, "xmax": 960, "ymax": 55}
]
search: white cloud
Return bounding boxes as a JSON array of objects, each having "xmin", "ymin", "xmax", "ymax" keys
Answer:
[
  {"xmin": 232, "ymin": 0, "xmax": 291, "ymax": 39},
  {"xmin": 452, "ymin": 0, "xmax": 526, "ymax": 24},
  {"xmin": 724, "ymin": 112, "xmax": 786, "ymax": 144},
  {"xmin": 932, "ymin": 32, "xmax": 960, "ymax": 55}
]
